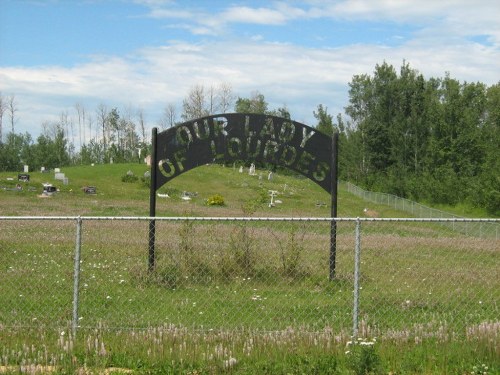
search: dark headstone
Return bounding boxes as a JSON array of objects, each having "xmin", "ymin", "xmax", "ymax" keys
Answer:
[{"xmin": 18, "ymin": 174, "xmax": 30, "ymax": 182}]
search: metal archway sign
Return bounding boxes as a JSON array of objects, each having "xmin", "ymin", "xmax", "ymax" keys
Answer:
[{"xmin": 148, "ymin": 113, "xmax": 339, "ymax": 278}]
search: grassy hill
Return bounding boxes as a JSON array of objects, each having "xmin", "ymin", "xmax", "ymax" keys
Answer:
[{"xmin": 0, "ymin": 162, "xmax": 405, "ymax": 218}]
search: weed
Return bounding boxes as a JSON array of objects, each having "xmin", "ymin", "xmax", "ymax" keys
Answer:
[
  {"xmin": 346, "ymin": 337, "xmax": 382, "ymax": 375},
  {"xmin": 121, "ymin": 172, "xmax": 138, "ymax": 183},
  {"xmin": 229, "ymin": 224, "xmax": 256, "ymax": 277},
  {"xmin": 275, "ymin": 225, "xmax": 307, "ymax": 279},
  {"xmin": 470, "ymin": 363, "xmax": 490, "ymax": 375}
]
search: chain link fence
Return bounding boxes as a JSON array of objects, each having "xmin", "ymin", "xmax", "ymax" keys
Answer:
[
  {"xmin": 1, "ymin": 216, "xmax": 498, "ymax": 342},
  {"xmin": 345, "ymin": 182, "xmax": 500, "ymax": 239}
]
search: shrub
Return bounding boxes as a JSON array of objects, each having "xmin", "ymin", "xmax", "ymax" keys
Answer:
[
  {"xmin": 121, "ymin": 173, "xmax": 138, "ymax": 183},
  {"xmin": 206, "ymin": 194, "xmax": 225, "ymax": 206}
]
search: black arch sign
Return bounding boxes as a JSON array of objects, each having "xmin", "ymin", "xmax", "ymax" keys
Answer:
[
  {"xmin": 148, "ymin": 113, "xmax": 339, "ymax": 279},
  {"xmin": 153, "ymin": 113, "xmax": 332, "ymax": 192}
]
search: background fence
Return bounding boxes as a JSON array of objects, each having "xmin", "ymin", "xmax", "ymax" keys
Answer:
[
  {"xmin": 1, "ymin": 216, "xmax": 498, "ymax": 343},
  {"xmin": 345, "ymin": 182, "xmax": 500, "ymax": 239}
]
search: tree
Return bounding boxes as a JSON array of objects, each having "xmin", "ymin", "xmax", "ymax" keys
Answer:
[
  {"xmin": 234, "ymin": 91, "xmax": 268, "ymax": 114},
  {"xmin": 313, "ymin": 104, "xmax": 334, "ymax": 136},
  {"xmin": 75, "ymin": 103, "xmax": 86, "ymax": 150},
  {"xmin": 96, "ymin": 104, "xmax": 108, "ymax": 149},
  {"xmin": 181, "ymin": 83, "xmax": 235, "ymax": 121},
  {"xmin": 0, "ymin": 92, "xmax": 5, "ymax": 143},
  {"xmin": 137, "ymin": 107, "xmax": 147, "ymax": 143},
  {"xmin": 217, "ymin": 82, "xmax": 235, "ymax": 113},
  {"xmin": 0, "ymin": 132, "xmax": 32, "ymax": 171},
  {"xmin": 32, "ymin": 121, "xmax": 70, "ymax": 169},
  {"xmin": 182, "ymin": 84, "xmax": 210, "ymax": 120},
  {"xmin": 7, "ymin": 94, "xmax": 17, "ymax": 134},
  {"xmin": 159, "ymin": 103, "xmax": 177, "ymax": 130}
]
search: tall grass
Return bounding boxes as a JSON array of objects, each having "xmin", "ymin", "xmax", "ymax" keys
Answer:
[{"xmin": 1, "ymin": 164, "xmax": 499, "ymax": 373}]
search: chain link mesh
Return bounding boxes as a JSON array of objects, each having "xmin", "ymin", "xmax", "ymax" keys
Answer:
[
  {"xmin": 1, "ymin": 217, "xmax": 498, "ymax": 341},
  {"xmin": 345, "ymin": 182, "xmax": 500, "ymax": 239}
]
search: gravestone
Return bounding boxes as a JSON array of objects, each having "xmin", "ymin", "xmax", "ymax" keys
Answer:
[
  {"xmin": 24, "ymin": 165, "xmax": 29, "ymax": 173},
  {"xmin": 268, "ymin": 171, "xmax": 273, "ymax": 180},
  {"xmin": 42, "ymin": 184, "xmax": 57, "ymax": 196},
  {"xmin": 249, "ymin": 163, "xmax": 256, "ymax": 176},
  {"xmin": 18, "ymin": 174, "xmax": 30, "ymax": 182},
  {"xmin": 83, "ymin": 186, "xmax": 96, "ymax": 194},
  {"xmin": 55, "ymin": 172, "xmax": 65, "ymax": 181}
]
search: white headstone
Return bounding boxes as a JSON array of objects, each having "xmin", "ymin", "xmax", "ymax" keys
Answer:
[
  {"xmin": 268, "ymin": 171, "xmax": 273, "ymax": 180},
  {"xmin": 239, "ymin": 166, "xmax": 243, "ymax": 173},
  {"xmin": 55, "ymin": 168, "xmax": 61, "ymax": 173},
  {"xmin": 40, "ymin": 166, "xmax": 45, "ymax": 172},
  {"xmin": 24, "ymin": 165, "xmax": 29, "ymax": 173},
  {"xmin": 249, "ymin": 163, "xmax": 256, "ymax": 175},
  {"xmin": 55, "ymin": 172, "xmax": 65, "ymax": 181}
]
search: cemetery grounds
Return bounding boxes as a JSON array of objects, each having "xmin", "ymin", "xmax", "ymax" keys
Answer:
[{"xmin": 0, "ymin": 164, "xmax": 499, "ymax": 374}]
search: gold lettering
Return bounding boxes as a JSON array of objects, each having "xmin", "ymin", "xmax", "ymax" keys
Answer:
[
  {"xmin": 174, "ymin": 150, "xmax": 186, "ymax": 173},
  {"xmin": 280, "ymin": 121, "xmax": 295, "ymax": 142},
  {"xmin": 300, "ymin": 127, "xmax": 315, "ymax": 147},
  {"xmin": 176, "ymin": 126, "xmax": 193, "ymax": 145},
  {"xmin": 158, "ymin": 159, "xmax": 175, "ymax": 178},
  {"xmin": 193, "ymin": 120, "xmax": 210, "ymax": 140},
  {"xmin": 247, "ymin": 137, "xmax": 262, "ymax": 158},
  {"xmin": 313, "ymin": 162, "xmax": 329, "ymax": 182},
  {"xmin": 213, "ymin": 117, "xmax": 228, "ymax": 137},
  {"xmin": 295, "ymin": 151, "xmax": 315, "ymax": 175},
  {"xmin": 263, "ymin": 140, "xmax": 279, "ymax": 162},
  {"xmin": 228, "ymin": 137, "xmax": 242, "ymax": 158},
  {"xmin": 259, "ymin": 117, "xmax": 276, "ymax": 139},
  {"xmin": 280, "ymin": 145, "xmax": 297, "ymax": 166}
]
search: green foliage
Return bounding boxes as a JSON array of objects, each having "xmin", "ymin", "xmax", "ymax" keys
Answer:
[
  {"xmin": 276, "ymin": 227, "xmax": 307, "ymax": 279},
  {"xmin": 234, "ymin": 91, "xmax": 268, "ymax": 114},
  {"xmin": 140, "ymin": 175, "xmax": 150, "ymax": 188},
  {"xmin": 314, "ymin": 104, "xmax": 335, "ymax": 136},
  {"xmin": 121, "ymin": 173, "xmax": 138, "ymax": 183},
  {"xmin": 347, "ymin": 338, "xmax": 382, "ymax": 375},
  {"xmin": 343, "ymin": 61, "xmax": 499, "ymax": 215},
  {"xmin": 205, "ymin": 193, "xmax": 225, "ymax": 206},
  {"xmin": 228, "ymin": 225, "xmax": 256, "ymax": 277}
]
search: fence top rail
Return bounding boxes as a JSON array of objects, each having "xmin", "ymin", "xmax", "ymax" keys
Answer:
[{"xmin": 0, "ymin": 216, "xmax": 499, "ymax": 223}]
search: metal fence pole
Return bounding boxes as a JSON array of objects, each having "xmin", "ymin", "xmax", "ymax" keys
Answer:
[
  {"xmin": 72, "ymin": 216, "xmax": 82, "ymax": 337},
  {"xmin": 352, "ymin": 217, "xmax": 361, "ymax": 340}
]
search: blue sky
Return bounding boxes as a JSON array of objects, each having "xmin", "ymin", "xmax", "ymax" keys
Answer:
[{"xmin": 1, "ymin": 0, "xmax": 499, "ymax": 143}]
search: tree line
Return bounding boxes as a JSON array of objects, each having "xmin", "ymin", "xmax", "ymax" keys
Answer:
[
  {"xmin": 319, "ymin": 62, "xmax": 499, "ymax": 215},
  {"xmin": 1, "ymin": 62, "xmax": 498, "ymax": 215}
]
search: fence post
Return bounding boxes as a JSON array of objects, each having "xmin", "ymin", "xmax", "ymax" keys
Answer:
[
  {"xmin": 329, "ymin": 132, "xmax": 339, "ymax": 280},
  {"xmin": 353, "ymin": 218, "xmax": 361, "ymax": 340},
  {"xmin": 72, "ymin": 216, "xmax": 82, "ymax": 337}
]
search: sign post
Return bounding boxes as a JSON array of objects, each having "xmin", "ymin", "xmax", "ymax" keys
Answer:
[{"xmin": 148, "ymin": 127, "xmax": 158, "ymax": 272}]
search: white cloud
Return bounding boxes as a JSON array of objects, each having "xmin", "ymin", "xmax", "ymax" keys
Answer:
[
  {"xmin": 220, "ymin": 6, "xmax": 289, "ymax": 25},
  {"xmin": 2, "ymin": 31, "xmax": 498, "ymax": 139},
  {"xmin": 1, "ymin": 0, "xmax": 499, "ymax": 139}
]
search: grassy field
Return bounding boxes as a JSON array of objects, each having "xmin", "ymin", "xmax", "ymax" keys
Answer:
[{"xmin": 0, "ymin": 163, "xmax": 499, "ymax": 374}]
